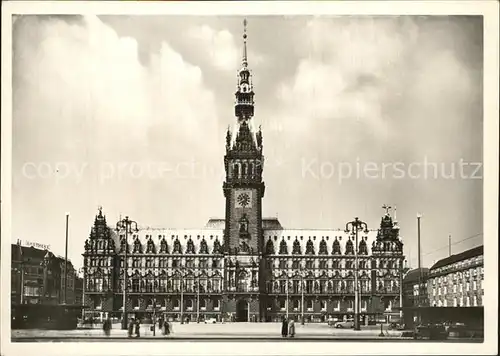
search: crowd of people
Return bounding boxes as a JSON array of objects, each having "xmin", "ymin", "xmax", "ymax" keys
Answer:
[
  {"xmin": 100, "ymin": 316, "xmax": 173, "ymax": 338},
  {"xmin": 101, "ymin": 316, "xmax": 300, "ymax": 339}
]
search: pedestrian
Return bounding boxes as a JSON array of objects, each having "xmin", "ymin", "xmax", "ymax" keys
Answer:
[
  {"xmin": 103, "ymin": 316, "xmax": 111, "ymax": 337},
  {"xmin": 128, "ymin": 319, "xmax": 134, "ymax": 338},
  {"xmin": 135, "ymin": 319, "xmax": 141, "ymax": 338},
  {"xmin": 288, "ymin": 318, "xmax": 295, "ymax": 338},
  {"xmin": 164, "ymin": 320, "xmax": 171, "ymax": 336},
  {"xmin": 281, "ymin": 317, "xmax": 288, "ymax": 338}
]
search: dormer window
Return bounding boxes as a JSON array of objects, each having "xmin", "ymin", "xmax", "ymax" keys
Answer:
[
  {"xmin": 160, "ymin": 239, "xmax": 168, "ymax": 253},
  {"xmin": 332, "ymin": 238, "xmax": 341, "ymax": 255},
  {"xmin": 213, "ymin": 239, "xmax": 222, "ymax": 254},
  {"xmin": 345, "ymin": 239, "xmax": 354, "ymax": 255},
  {"xmin": 279, "ymin": 239, "xmax": 288, "ymax": 254},
  {"xmin": 133, "ymin": 239, "xmax": 142, "ymax": 254},
  {"xmin": 319, "ymin": 239, "xmax": 328, "ymax": 255},
  {"xmin": 305, "ymin": 239, "xmax": 315, "ymax": 255},
  {"xmin": 186, "ymin": 238, "xmax": 195, "ymax": 254},
  {"xmin": 266, "ymin": 239, "xmax": 275, "ymax": 254},
  {"xmin": 173, "ymin": 239, "xmax": 182, "ymax": 254},
  {"xmin": 199, "ymin": 239, "xmax": 208, "ymax": 254},
  {"xmin": 359, "ymin": 239, "xmax": 368, "ymax": 255},
  {"xmin": 292, "ymin": 239, "xmax": 301, "ymax": 255},
  {"xmin": 146, "ymin": 238, "xmax": 155, "ymax": 254}
]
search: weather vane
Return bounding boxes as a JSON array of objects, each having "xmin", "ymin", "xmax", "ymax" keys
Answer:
[{"xmin": 382, "ymin": 204, "xmax": 392, "ymax": 215}]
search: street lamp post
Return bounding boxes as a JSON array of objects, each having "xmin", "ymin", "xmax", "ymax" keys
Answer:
[
  {"xmin": 416, "ymin": 213, "xmax": 422, "ymax": 323},
  {"xmin": 285, "ymin": 273, "xmax": 289, "ymax": 320},
  {"xmin": 64, "ymin": 212, "xmax": 69, "ymax": 304},
  {"xmin": 180, "ymin": 271, "xmax": 185, "ymax": 324},
  {"xmin": 79, "ymin": 267, "xmax": 86, "ymax": 321},
  {"xmin": 116, "ymin": 216, "xmax": 138, "ymax": 330},
  {"xmin": 300, "ymin": 266, "xmax": 305, "ymax": 325},
  {"xmin": 196, "ymin": 271, "xmax": 200, "ymax": 323},
  {"xmin": 345, "ymin": 217, "xmax": 369, "ymax": 331}
]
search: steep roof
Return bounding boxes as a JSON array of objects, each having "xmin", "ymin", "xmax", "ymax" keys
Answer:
[
  {"xmin": 11, "ymin": 244, "xmax": 48, "ymax": 261},
  {"xmin": 430, "ymin": 245, "xmax": 483, "ymax": 270},
  {"xmin": 403, "ymin": 268, "xmax": 429, "ymax": 283},
  {"xmin": 204, "ymin": 218, "xmax": 283, "ymax": 230}
]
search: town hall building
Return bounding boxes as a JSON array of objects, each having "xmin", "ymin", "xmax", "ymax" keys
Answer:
[{"xmin": 82, "ymin": 21, "xmax": 406, "ymax": 325}]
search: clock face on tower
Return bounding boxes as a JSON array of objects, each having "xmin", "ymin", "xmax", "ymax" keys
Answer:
[{"xmin": 235, "ymin": 190, "xmax": 252, "ymax": 208}]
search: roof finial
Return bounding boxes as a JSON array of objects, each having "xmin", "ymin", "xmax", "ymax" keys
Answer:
[{"xmin": 242, "ymin": 18, "xmax": 248, "ymax": 68}]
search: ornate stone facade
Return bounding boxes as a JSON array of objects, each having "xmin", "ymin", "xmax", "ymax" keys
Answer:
[{"xmin": 82, "ymin": 21, "xmax": 406, "ymax": 323}]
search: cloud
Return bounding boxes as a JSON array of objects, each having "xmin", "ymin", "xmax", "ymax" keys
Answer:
[
  {"xmin": 187, "ymin": 24, "xmax": 265, "ymax": 71},
  {"xmin": 270, "ymin": 17, "xmax": 479, "ymax": 163},
  {"xmin": 187, "ymin": 25, "xmax": 239, "ymax": 70},
  {"xmin": 13, "ymin": 15, "xmax": 218, "ymax": 160}
]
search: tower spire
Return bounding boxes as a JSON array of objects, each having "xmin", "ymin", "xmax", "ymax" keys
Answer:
[
  {"xmin": 242, "ymin": 18, "xmax": 248, "ymax": 68},
  {"xmin": 234, "ymin": 18, "xmax": 254, "ymax": 121}
]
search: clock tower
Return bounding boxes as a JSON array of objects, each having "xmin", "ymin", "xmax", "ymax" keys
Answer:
[
  {"xmin": 222, "ymin": 20, "xmax": 265, "ymax": 321},
  {"xmin": 223, "ymin": 19, "xmax": 265, "ymax": 256}
]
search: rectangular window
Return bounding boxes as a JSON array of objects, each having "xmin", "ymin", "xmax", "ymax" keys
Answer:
[
  {"xmin": 347, "ymin": 300, "xmax": 354, "ymax": 311},
  {"xmin": 293, "ymin": 300, "xmax": 300, "ymax": 310},
  {"xmin": 307, "ymin": 300, "xmax": 313, "ymax": 311},
  {"xmin": 280, "ymin": 300, "xmax": 286, "ymax": 310},
  {"xmin": 200, "ymin": 299, "xmax": 207, "ymax": 310},
  {"xmin": 473, "ymin": 281, "xmax": 477, "ymax": 290},
  {"xmin": 214, "ymin": 299, "xmax": 221, "ymax": 311},
  {"xmin": 173, "ymin": 299, "xmax": 180, "ymax": 310},
  {"xmin": 334, "ymin": 300, "xmax": 340, "ymax": 311},
  {"xmin": 321, "ymin": 300, "xmax": 327, "ymax": 311},
  {"xmin": 361, "ymin": 300, "xmax": 367, "ymax": 311},
  {"xmin": 213, "ymin": 279, "xmax": 220, "ymax": 292},
  {"xmin": 473, "ymin": 295, "xmax": 478, "ymax": 306},
  {"xmin": 186, "ymin": 299, "xmax": 193, "ymax": 310},
  {"xmin": 453, "ymin": 284, "xmax": 457, "ymax": 293}
]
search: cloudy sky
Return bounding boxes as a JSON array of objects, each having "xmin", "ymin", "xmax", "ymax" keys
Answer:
[{"xmin": 12, "ymin": 15, "xmax": 483, "ymax": 270}]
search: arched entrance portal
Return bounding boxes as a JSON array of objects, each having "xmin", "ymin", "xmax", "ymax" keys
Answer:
[{"xmin": 236, "ymin": 299, "xmax": 249, "ymax": 322}]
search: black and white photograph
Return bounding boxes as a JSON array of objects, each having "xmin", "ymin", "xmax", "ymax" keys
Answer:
[{"xmin": 1, "ymin": 1, "xmax": 498, "ymax": 356}]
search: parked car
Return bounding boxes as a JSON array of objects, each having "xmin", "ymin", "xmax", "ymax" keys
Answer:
[
  {"xmin": 414, "ymin": 323, "xmax": 448, "ymax": 340},
  {"xmin": 204, "ymin": 318, "xmax": 217, "ymax": 324},
  {"xmin": 333, "ymin": 320, "xmax": 354, "ymax": 328}
]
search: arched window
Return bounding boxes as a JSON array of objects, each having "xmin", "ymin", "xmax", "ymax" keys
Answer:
[
  {"xmin": 242, "ymin": 163, "xmax": 247, "ymax": 178},
  {"xmin": 249, "ymin": 163, "xmax": 255, "ymax": 178},
  {"xmin": 233, "ymin": 164, "xmax": 240, "ymax": 179}
]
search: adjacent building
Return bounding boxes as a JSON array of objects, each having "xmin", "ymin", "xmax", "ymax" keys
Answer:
[
  {"xmin": 402, "ymin": 267, "xmax": 429, "ymax": 327},
  {"xmin": 11, "ymin": 242, "xmax": 81, "ymax": 306},
  {"xmin": 427, "ymin": 245, "xmax": 484, "ymax": 308},
  {"xmin": 82, "ymin": 21, "xmax": 406, "ymax": 324}
]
